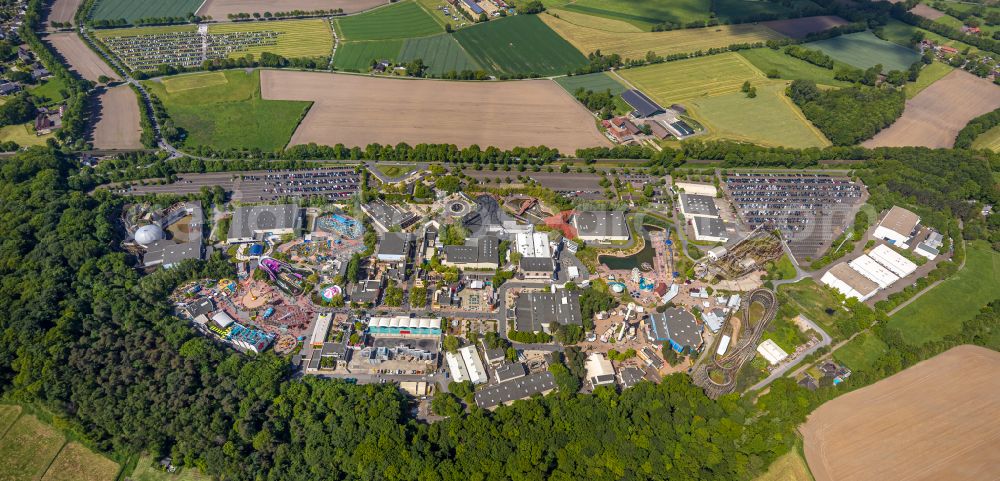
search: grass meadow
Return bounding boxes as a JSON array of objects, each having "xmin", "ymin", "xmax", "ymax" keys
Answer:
[
  {"xmin": 834, "ymin": 332, "xmax": 888, "ymax": 371},
  {"xmin": 333, "ymin": 39, "xmax": 404, "ymax": 71},
  {"xmin": 619, "ymin": 53, "xmax": 765, "ymax": 104},
  {"xmin": 738, "ymin": 48, "xmax": 852, "ymax": 87},
  {"xmin": 336, "ymin": 1, "xmax": 442, "ymax": 41},
  {"xmin": 399, "ymin": 34, "xmax": 482, "ymax": 75},
  {"xmin": 453, "ymin": 15, "xmax": 588, "ymax": 76},
  {"xmin": 971, "ymin": 124, "xmax": 1000, "ymax": 151},
  {"xmin": 130, "ymin": 455, "xmax": 213, "ymax": 481},
  {"xmin": 210, "ymin": 19, "xmax": 333, "ymax": 59},
  {"xmin": 145, "ymin": 70, "xmax": 310, "ymax": 151},
  {"xmin": 554, "ymin": 0, "xmax": 711, "ymax": 30},
  {"xmin": 805, "ymin": 31, "xmax": 920, "ymax": 71},
  {"xmin": 0, "ymin": 123, "xmax": 55, "ymax": 147},
  {"xmin": 888, "ymin": 241, "xmax": 1000, "ymax": 345},
  {"xmin": 751, "ymin": 443, "xmax": 814, "ymax": 481},
  {"xmin": 90, "ymin": 0, "xmax": 202, "ymax": 22}
]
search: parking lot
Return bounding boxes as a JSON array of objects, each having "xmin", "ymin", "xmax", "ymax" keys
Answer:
[
  {"xmin": 118, "ymin": 167, "xmax": 360, "ymax": 202},
  {"xmin": 724, "ymin": 173, "xmax": 864, "ymax": 262}
]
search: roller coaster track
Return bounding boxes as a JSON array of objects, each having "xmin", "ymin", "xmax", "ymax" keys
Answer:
[{"xmin": 693, "ymin": 288, "xmax": 778, "ymax": 399}]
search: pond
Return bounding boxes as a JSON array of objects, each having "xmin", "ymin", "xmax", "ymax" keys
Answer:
[{"xmin": 599, "ymin": 224, "xmax": 664, "ymax": 271}]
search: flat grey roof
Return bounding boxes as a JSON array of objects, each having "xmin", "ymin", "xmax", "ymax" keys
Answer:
[
  {"xmin": 228, "ymin": 204, "xmax": 300, "ymax": 240},
  {"xmin": 351, "ymin": 279, "xmax": 381, "ymax": 302},
  {"xmin": 679, "ymin": 193, "xmax": 719, "ymax": 217},
  {"xmin": 618, "ymin": 366, "xmax": 644, "ymax": 389},
  {"xmin": 443, "ymin": 236, "xmax": 498, "ymax": 265},
  {"xmin": 475, "ymin": 371, "xmax": 555, "ymax": 408},
  {"xmin": 694, "ymin": 216, "xmax": 726, "ymax": 238},
  {"xmin": 519, "ymin": 256, "xmax": 555, "ymax": 272},
  {"xmin": 494, "ymin": 362, "xmax": 526, "ymax": 383},
  {"xmin": 144, "ymin": 240, "xmax": 203, "ymax": 267},
  {"xmin": 573, "ymin": 211, "xmax": 628, "ymax": 238},
  {"xmin": 514, "ymin": 290, "xmax": 582, "ymax": 332},
  {"xmin": 378, "ymin": 232, "xmax": 410, "ymax": 258},
  {"xmin": 648, "ymin": 308, "xmax": 701, "ymax": 350},
  {"xmin": 363, "ymin": 200, "xmax": 417, "ymax": 230}
]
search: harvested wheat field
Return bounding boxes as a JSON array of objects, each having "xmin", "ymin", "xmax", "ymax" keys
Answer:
[
  {"xmin": 910, "ymin": 3, "xmax": 946, "ymax": 20},
  {"xmin": 261, "ymin": 70, "xmax": 610, "ymax": 153},
  {"xmin": 761, "ymin": 15, "xmax": 849, "ymax": 39},
  {"xmin": 46, "ymin": 0, "xmax": 81, "ymax": 25},
  {"xmin": 91, "ymin": 85, "xmax": 143, "ymax": 150},
  {"xmin": 801, "ymin": 345, "xmax": 1000, "ymax": 481},
  {"xmin": 198, "ymin": 0, "xmax": 387, "ymax": 18},
  {"xmin": 45, "ymin": 33, "xmax": 120, "ymax": 82},
  {"xmin": 864, "ymin": 69, "xmax": 1000, "ymax": 148}
]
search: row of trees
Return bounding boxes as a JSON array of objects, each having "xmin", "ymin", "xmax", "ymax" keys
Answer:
[{"xmin": 954, "ymin": 107, "xmax": 1000, "ymax": 149}]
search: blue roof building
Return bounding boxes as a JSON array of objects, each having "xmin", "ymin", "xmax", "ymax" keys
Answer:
[{"xmin": 648, "ymin": 308, "xmax": 702, "ymax": 352}]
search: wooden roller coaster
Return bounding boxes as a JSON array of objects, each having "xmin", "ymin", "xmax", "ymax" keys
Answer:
[{"xmin": 692, "ymin": 288, "xmax": 778, "ymax": 399}]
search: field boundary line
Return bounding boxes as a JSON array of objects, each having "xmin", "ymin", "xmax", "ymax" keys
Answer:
[
  {"xmin": 38, "ymin": 439, "xmax": 71, "ymax": 481},
  {"xmin": 0, "ymin": 408, "xmax": 22, "ymax": 440},
  {"xmin": 770, "ymin": 81, "xmax": 831, "ymax": 147}
]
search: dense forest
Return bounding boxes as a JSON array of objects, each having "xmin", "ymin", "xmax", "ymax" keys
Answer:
[{"xmin": 788, "ymin": 80, "xmax": 905, "ymax": 146}]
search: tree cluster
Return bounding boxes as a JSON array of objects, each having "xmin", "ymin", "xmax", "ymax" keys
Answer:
[{"xmin": 788, "ymin": 80, "xmax": 905, "ymax": 146}]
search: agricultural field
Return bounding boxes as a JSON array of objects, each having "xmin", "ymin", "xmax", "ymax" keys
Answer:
[
  {"xmin": 453, "ymin": 15, "xmax": 588, "ymax": 77},
  {"xmin": 90, "ymin": 0, "xmax": 203, "ymax": 22},
  {"xmin": 971, "ymin": 123, "xmax": 1000, "ymax": 151},
  {"xmin": 550, "ymin": 0, "xmax": 711, "ymax": 30},
  {"xmin": 887, "ymin": 241, "xmax": 999, "ymax": 345},
  {"xmin": 0, "ymin": 404, "xmax": 20, "ymax": 434},
  {"xmin": 0, "ymin": 414, "xmax": 71, "ymax": 481},
  {"xmin": 545, "ymin": 8, "xmax": 644, "ymax": 32},
  {"xmin": 738, "ymin": 48, "xmax": 852, "ymax": 87},
  {"xmin": 332, "ymin": 39, "xmax": 403, "ymax": 71},
  {"xmin": 833, "ymin": 332, "xmax": 888, "ymax": 371},
  {"xmin": 805, "ymin": 31, "xmax": 921, "ymax": 71},
  {"xmin": 41, "ymin": 443, "xmax": 121, "ymax": 481},
  {"xmin": 864, "ymin": 70, "xmax": 1000, "ymax": 148},
  {"xmin": 0, "ymin": 123, "xmax": 55, "ymax": 147},
  {"xmin": 335, "ymin": 1, "xmax": 441, "ymax": 41},
  {"xmin": 47, "ymin": 0, "xmax": 81, "ymax": 25},
  {"xmin": 909, "ymin": 2, "xmax": 946, "ymax": 20},
  {"xmin": 96, "ymin": 19, "xmax": 333, "ymax": 70},
  {"xmin": 801, "ymin": 345, "xmax": 1000, "ymax": 481},
  {"xmin": 260, "ymin": 70, "xmax": 610, "ymax": 153},
  {"xmin": 879, "ymin": 19, "xmax": 980, "ymax": 54},
  {"xmin": 129, "ymin": 455, "xmax": 212, "ymax": 481},
  {"xmin": 145, "ymin": 70, "xmax": 311, "ymax": 151},
  {"xmin": 760, "ymin": 15, "xmax": 848, "ymax": 39},
  {"xmin": 44, "ymin": 32, "xmax": 120, "ymax": 82},
  {"xmin": 399, "ymin": 34, "xmax": 482, "ymax": 75},
  {"xmin": 540, "ymin": 14, "xmax": 786, "ymax": 62},
  {"xmin": 714, "ymin": 0, "xmax": 822, "ymax": 23},
  {"xmin": 90, "ymin": 85, "xmax": 144, "ymax": 150},
  {"xmin": 555, "ymin": 71, "xmax": 627, "ymax": 95},
  {"xmin": 618, "ymin": 53, "xmax": 765, "ymax": 104},
  {"xmin": 905, "ymin": 60, "xmax": 953, "ymax": 98},
  {"xmin": 688, "ymin": 82, "xmax": 830, "ymax": 148},
  {"xmin": 197, "ymin": 0, "xmax": 388, "ymax": 19}
]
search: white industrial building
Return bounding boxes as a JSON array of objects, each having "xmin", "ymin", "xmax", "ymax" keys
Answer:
[
  {"xmin": 873, "ymin": 206, "xmax": 920, "ymax": 248},
  {"xmin": 757, "ymin": 339, "xmax": 789, "ymax": 365},
  {"xmin": 459, "ymin": 345, "xmax": 488, "ymax": 384},
  {"xmin": 821, "ymin": 263, "xmax": 880, "ymax": 301},
  {"xmin": 678, "ymin": 193, "xmax": 720, "ymax": 220},
  {"xmin": 310, "ymin": 313, "xmax": 332, "ymax": 348},
  {"xmin": 585, "ymin": 352, "xmax": 616, "ymax": 387},
  {"xmin": 446, "ymin": 352, "xmax": 470, "ymax": 382},
  {"xmin": 716, "ymin": 334, "xmax": 731, "ymax": 356},
  {"xmin": 848, "ymin": 255, "xmax": 900, "ymax": 288},
  {"xmin": 674, "ymin": 182, "xmax": 717, "ymax": 197},
  {"xmin": 515, "ymin": 232, "xmax": 551, "ymax": 258},
  {"xmin": 868, "ymin": 244, "xmax": 917, "ymax": 278}
]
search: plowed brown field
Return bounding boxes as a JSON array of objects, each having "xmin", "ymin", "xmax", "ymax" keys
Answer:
[
  {"xmin": 260, "ymin": 70, "xmax": 611, "ymax": 153},
  {"xmin": 801, "ymin": 345, "xmax": 1000, "ymax": 481},
  {"xmin": 91, "ymin": 85, "xmax": 143, "ymax": 150},
  {"xmin": 45, "ymin": 32, "xmax": 120, "ymax": 82}
]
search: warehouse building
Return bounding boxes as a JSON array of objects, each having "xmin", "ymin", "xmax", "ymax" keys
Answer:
[
  {"xmin": 514, "ymin": 290, "xmax": 583, "ymax": 333},
  {"xmin": 648, "ymin": 308, "xmax": 702, "ymax": 353},
  {"xmin": 849, "ymin": 254, "xmax": 900, "ymax": 288},
  {"xmin": 571, "ymin": 211, "xmax": 629, "ymax": 242},
  {"xmin": 227, "ymin": 204, "xmax": 301, "ymax": 243},
  {"xmin": 692, "ymin": 216, "xmax": 729, "ymax": 243},
  {"xmin": 519, "ymin": 256, "xmax": 556, "ymax": 279},
  {"xmin": 868, "ymin": 244, "xmax": 917, "ymax": 278},
  {"xmin": 820, "ymin": 262, "xmax": 880, "ymax": 301},
  {"xmin": 475, "ymin": 371, "xmax": 556, "ymax": 409},
  {"xmin": 678, "ymin": 193, "xmax": 720, "ymax": 219},
  {"xmin": 873, "ymin": 206, "xmax": 920, "ymax": 247},
  {"xmin": 442, "ymin": 236, "xmax": 499, "ymax": 270},
  {"xmin": 367, "ymin": 315, "xmax": 441, "ymax": 337},
  {"xmin": 756, "ymin": 339, "xmax": 789, "ymax": 365},
  {"xmin": 377, "ymin": 232, "xmax": 412, "ymax": 264},
  {"xmin": 621, "ymin": 89, "xmax": 665, "ymax": 118}
]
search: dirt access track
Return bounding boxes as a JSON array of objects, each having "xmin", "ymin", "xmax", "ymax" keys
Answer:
[
  {"xmin": 800, "ymin": 345, "xmax": 1000, "ymax": 481},
  {"xmin": 261, "ymin": 70, "xmax": 611, "ymax": 153},
  {"xmin": 44, "ymin": 33, "xmax": 120, "ymax": 82},
  {"xmin": 45, "ymin": 0, "xmax": 81, "ymax": 25},
  {"xmin": 864, "ymin": 69, "xmax": 1000, "ymax": 148},
  {"xmin": 90, "ymin": 85, "xmax": 143, "ymax": 150},
  {"xmin": 197, "ymin": 0, "xmax": 388, "ymax": 18}
]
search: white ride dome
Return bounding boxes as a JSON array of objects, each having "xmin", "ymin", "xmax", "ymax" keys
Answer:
[{"xmin": 134, "ymin": 224, "xmax": 164, "ymax": 245}]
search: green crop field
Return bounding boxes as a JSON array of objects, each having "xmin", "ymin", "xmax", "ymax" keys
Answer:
[
  {"xmin": 336, "ymin": 1, "xmax": 442, "ymax": 41},
  {"xmin": 210, "ymin": 19, "xmax": 333, "ymax": 59},
  {"xmin": 888, "ymin": 241, "xmax": 1000, "ymax": 345},
  {"xmin": 738, "ymin": 48, "xmax": 852, "ymax": 87},
  {"xmin": 834, "ymin": 332, "xmax": 888, "ymax": 371},
  {"xmin": 453, "ymin": 15, "xmax": 589, "ymax": 76},
  {"xmin": 971, "ymin": 123, "xmax": 1000, "ymax": 151},
  {"xmin": 689, "ymin": 82, "xmax": 830, "ymax": 148},
  {"xmin": 880, "ymin": 19, "xmax": 980, "ymax": 54},
  {"xmin": 145, "ymin": 70, "xmax": 310, "ymax": 151},
  {"xmin": 905, "ymin": 61, "xmax": 953, "ymax": 99},
  {"xmin": 555, "ymin": 71, "xmax": 627, "ymax": 95},
  {"xmin": 399, "ymin": 34, "xmax": 482, "ymax": 75},
  {"xmin": 333, "ymin": 40, "xmax": 404, "ymax": 71},
  {"xmin": 715, "ymin": 0, "xmax": 820, "ymax": 22},
  {"xmin": 619, "ymin": 53, "xmax": 765, "ymax": 104},
  {"xmin": 806, "ymin": 31, "xmax": 921, "ymax": 71},
  {"xmin": 90, "ymin": 0, "xmax": 203, "ymax": 22},
  {"xmin": 556, "ymin": 0, "xmax": 711, "ymax": 30}
]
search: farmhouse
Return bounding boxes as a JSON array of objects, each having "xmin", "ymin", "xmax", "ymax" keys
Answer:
[
  {"xmin": 571, "ymin": 211, "xmax": 629, "ymax": 242},
  {"xmin": 820, "ymin": 262, "xmax": 880, "ymax": 301},
  {"xmin": 227, "ymin": 204, "xmax": 301, "ymax": 243},
  {"xmin": 442, "ymin": 236, "xmax": 499, "ymax": 269},
  {"xmin": 621, "ymin": 89, "xmax": 665, "ymax": 118},
  {"xmin": 648, "ymin": 307, "xmax": 702, "ymax": 353},
  {"xmin": 602, "ymin": 116, "xmax": 640, "ymax": 143},
  {"xmin": 873, "ymin": 206, "xmax": 920, "ymax": 247},
  {"xmin": 514, "ymin": 290, "xmax": 583, "ymax": 333},
  {"xmin": 34, "ymin": 105, "xmax": 63, "ymax": 135}
]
